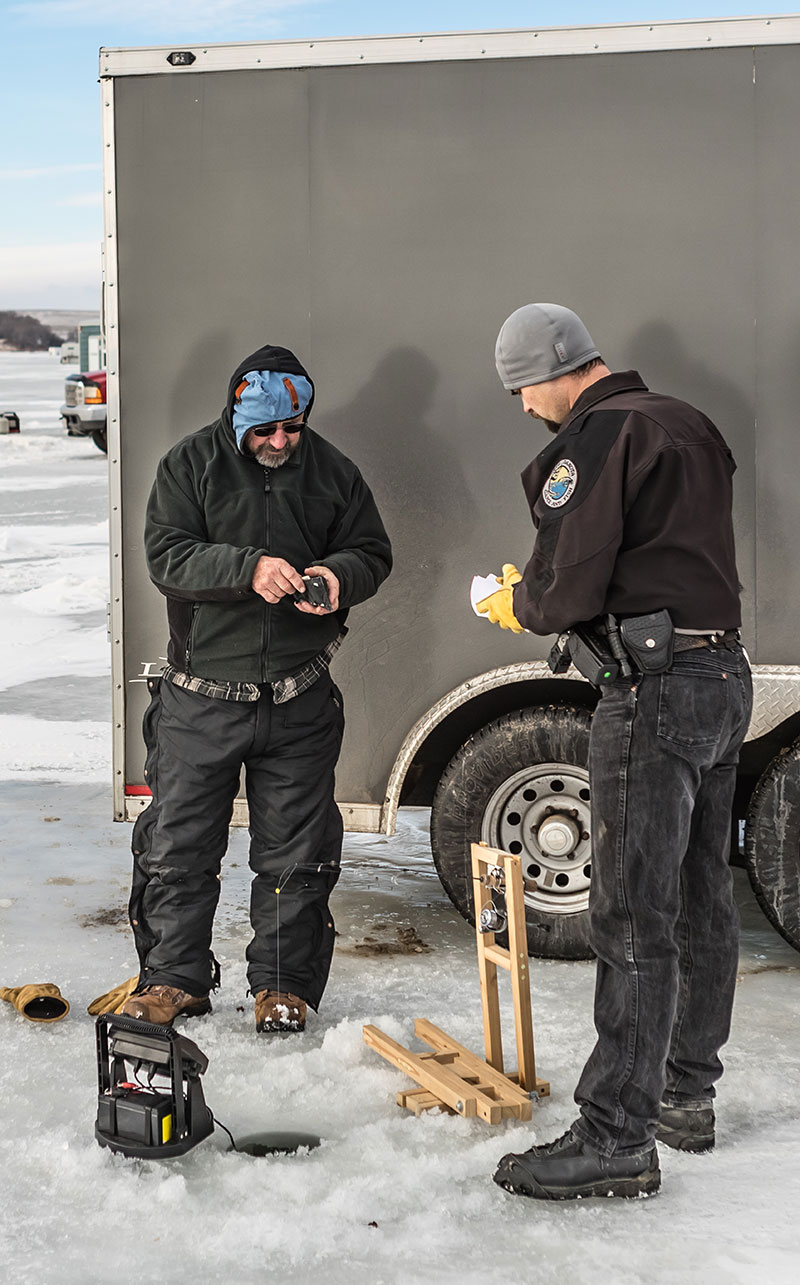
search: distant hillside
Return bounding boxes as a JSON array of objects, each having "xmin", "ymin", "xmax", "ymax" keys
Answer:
[
  {"xmin": 0, "ymin": 311, "xmax": 65, "ymax": 351},
  {"xmin": 25, "ymin": 310, "xmax": 101, "ymax": 340}
]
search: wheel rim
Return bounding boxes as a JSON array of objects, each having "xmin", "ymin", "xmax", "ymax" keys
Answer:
[{"xmin": 480, "ymin": 761, "xmax": 592, "ymax": 916}]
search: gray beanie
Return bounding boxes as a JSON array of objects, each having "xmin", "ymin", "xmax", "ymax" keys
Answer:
[{"xmin": 495, "ymin": 303, "xmax": 600, "ymax": 390}]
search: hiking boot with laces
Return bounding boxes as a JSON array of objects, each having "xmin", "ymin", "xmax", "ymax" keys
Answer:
[
  {"xmin": 493, "ymin": 1128, "xmax": 661, "ymax": 1201},
  {"xmin": 118, "ymin": 984, "xmax": 211, "ymax": 1025},
  {"xmin": 656, "ymin": 1101, "xmax": 715, "ymax": 1153},
  {"xmin": 254, "ymin": 990, "xmax": 307, "ymax": 1033}
]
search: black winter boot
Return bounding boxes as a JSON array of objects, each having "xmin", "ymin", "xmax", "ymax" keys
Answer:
[
  {"xmin": 656, "ymin": 1101, "xmax": 715, "ymax": 1152},
  {"xmin": 493, "ymin": 1129, "xmax": 661, "ymax": 1201}
]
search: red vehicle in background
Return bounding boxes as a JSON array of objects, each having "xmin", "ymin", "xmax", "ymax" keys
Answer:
[{"xmin": 61, "ymin": 370, "xmax": 107, "ymax": 453}]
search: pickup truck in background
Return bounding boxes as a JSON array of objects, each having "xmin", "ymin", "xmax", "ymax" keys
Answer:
[{"xmin": 60, "ymin": 370, "xmax": 107, "ymax": 453}]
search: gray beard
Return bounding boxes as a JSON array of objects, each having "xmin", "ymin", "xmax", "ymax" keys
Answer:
[{"xmin": 254, "ymin": 442, "xmax": 296, "ymax": 468}]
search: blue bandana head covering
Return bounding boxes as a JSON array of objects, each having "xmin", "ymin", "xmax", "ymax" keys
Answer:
[{"xmin": 232, "ymin": 369, "xmax": 313, "ymax": 451}]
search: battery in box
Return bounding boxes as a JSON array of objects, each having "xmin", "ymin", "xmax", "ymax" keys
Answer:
[{"xmin": 98, "ymin": 1087, "xmax": 173, "ymax": 1146}]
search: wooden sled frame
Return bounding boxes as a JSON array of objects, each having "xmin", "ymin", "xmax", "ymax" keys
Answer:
[{"xmin": 363, "ymin": 843, "xmax": 550, "ymax": 1123}]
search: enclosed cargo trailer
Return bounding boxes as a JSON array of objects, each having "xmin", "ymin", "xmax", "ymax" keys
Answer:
[{"xmin": 102, "ymin": 15, "xmax": 800, "ymax": 958}]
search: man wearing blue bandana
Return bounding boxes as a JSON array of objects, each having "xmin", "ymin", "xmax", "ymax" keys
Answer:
[{"xmin": 120, "ymin": 344, "xmax": 392, "ymax": 1033}]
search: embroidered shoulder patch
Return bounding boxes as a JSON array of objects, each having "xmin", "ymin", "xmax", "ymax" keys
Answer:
[{"xmin": 542, "ymin": 459, "xmax": 578, "ymax": 508}]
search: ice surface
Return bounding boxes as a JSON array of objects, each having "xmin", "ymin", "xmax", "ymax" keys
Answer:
[
  {"xmin": 0, "ymin": 473, "xmax": 107, "ymax": 491},
  {"xmin": 0, "ymin": 715, "xmax": 110, "ymax": 779},
  {"xmin": 0, "ymin": 355, "xmax": 799, "ymax": 1284},
  {"xmin": 0, "ymin": 356, "xmax": 110, "ymax": 722}
]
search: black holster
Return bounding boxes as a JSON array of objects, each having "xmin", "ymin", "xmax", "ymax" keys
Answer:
[{"xmin": 549, "ymin": 624, "xmax": 620, "ymax": 686}]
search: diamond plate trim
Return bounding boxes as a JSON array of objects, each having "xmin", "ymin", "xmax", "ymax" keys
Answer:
[
  {"xmin": 750, "ymin": 667, "xmax": 800, "ymax": 740},
  {"xmin": 382, "ymin": 662, "xmax": 800, "ymax": 834}
]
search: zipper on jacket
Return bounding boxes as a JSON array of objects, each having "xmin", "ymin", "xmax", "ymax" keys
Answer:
[
  {"xmin": 185, "ymin": 604, "xmax": 199, "ymax": 675},
  {"xmin": 261, "ymin": 469, "xmax": 271, "ymax": 682}
]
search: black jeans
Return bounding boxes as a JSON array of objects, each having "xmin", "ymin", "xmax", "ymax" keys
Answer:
[
  {"xmin": 129, "ymin": 673, "xmax": 345, "ymax": 1009},
  {"xmin": 572, "ymin": 642, "xmax": 752, "ymax": 1157}
]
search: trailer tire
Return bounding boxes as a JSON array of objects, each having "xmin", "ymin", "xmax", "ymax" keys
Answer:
[
  {"xmin": 430, "ymin": 705, "xmax": 594, "ymax": 960},
  {"xmin": 744, "ymin": 738, "xmax": 800, "ymax": 953},
  {"xmin": 91, "ymin": 427, "xmax": 108, "ymax": 454}
]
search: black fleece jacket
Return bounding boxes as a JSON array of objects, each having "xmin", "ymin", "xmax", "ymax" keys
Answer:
[
  {"xmin": 144, "ymin": 344, "xmax": 392, "ymax": 682},
  {"xmin": 512, "ymin": 371, "xmax": 741, "ymax": 636}
]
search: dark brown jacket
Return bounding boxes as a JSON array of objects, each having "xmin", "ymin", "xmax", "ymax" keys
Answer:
[{"xmin": 512, "ymin": 371, "xmax": 741, "ymax": 636}]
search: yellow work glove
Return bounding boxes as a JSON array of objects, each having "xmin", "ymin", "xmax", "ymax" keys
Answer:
[
  {"xmin": 87, "ymin": 976, "xmax": 139, "ymax": 1016},
  {"xmin": 475, "ymin": 563, "xmax": 524, "ymax": 633},
  {"xmin": 0, "ymin": 983, "xmax": 70, "ymax": 1023}
]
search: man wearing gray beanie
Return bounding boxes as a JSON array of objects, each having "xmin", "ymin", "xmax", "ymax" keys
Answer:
[{"xmin": 482, "ymin": 304, "xmax": 751, "ymax": 1201}]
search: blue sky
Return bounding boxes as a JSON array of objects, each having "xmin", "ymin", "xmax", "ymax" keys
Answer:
[{"xmin": 1, "ymin": 1, "xmax": 795, "ymax": 308}]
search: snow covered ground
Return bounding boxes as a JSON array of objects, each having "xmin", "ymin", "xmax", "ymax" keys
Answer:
[{"xmin": 1, "ymin": 352, "xmax": 799, "ymax": 1284}]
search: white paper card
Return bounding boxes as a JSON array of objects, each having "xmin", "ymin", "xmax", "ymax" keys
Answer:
[{"xmin": 470, "ymin": 573, "xmax": 502, "ymax": 617}]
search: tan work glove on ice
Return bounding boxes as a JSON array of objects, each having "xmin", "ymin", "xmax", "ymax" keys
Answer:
[
  {"xmin": 0, "ymin": 983, "xmax": 70, "ymax": 1023},
  {"xmin": 87, "ymin": 976, "xmax": 139, "ymax": 1016},
  {"xmin": 475, "ymin": 563, "xmax": 524, "ymax": 633}
]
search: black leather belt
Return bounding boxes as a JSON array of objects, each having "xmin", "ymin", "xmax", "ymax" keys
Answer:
[{"xmin": 673, "ymin": 630, "xmax": 740, "ymax": 653}]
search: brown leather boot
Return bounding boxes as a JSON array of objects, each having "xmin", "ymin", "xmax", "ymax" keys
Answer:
[
  {"xmin": 118, "ymin": 984, "xmax": 211, "ymax": 1025},
  {"xmin": 254, "ymin": 989, "xmax": 307, "ymax": 1033}
]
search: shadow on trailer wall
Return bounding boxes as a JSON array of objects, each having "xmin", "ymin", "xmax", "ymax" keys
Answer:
[{"xmin": 103, "ymin": 18, "xmax": 800, "ymax": 960}]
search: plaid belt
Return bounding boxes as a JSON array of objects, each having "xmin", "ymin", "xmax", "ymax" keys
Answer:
[
  {"xmin": 162, "ymin": 632, "xmax": 345, "ymax": 705},
  {"xmin": 673, "ymin": 630, "xmax": 740, "ymax": 653}
]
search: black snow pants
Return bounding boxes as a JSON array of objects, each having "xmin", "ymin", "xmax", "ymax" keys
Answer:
[{"xmin": 129, "ymin": 672, "xmax": 345, "ymax": 1009}]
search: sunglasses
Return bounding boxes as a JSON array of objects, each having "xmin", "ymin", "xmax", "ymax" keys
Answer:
[{"xmin": 250, "ymin": 414, "xmax": 306, "ymax": 438}]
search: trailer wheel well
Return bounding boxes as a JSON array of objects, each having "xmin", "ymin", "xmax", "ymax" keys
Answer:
[
  {"xmin": 398, "ymin": 681, "xmax": 800, "ymax": 820},
  {"xmin": 398, "ymin": 678, "xmax": 598, "ymax": 806},
  {"xmin": 731, "ymin": 709, "xmax": 800, "ymax": 856}
]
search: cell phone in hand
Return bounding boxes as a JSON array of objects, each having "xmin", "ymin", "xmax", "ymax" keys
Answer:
[{"xmin": 293, "ymin": 574, "xmax": 332, "ymax": 611}]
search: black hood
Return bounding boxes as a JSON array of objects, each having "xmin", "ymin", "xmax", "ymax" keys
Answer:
[{"xmin": 224, "ymin": 343, "xmax": 315, "ymax": 426}]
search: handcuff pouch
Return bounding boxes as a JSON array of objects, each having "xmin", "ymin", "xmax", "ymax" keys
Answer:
[{"xmin": 619, "ymin": 609, "xmax": 674, "ymax": 673}]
